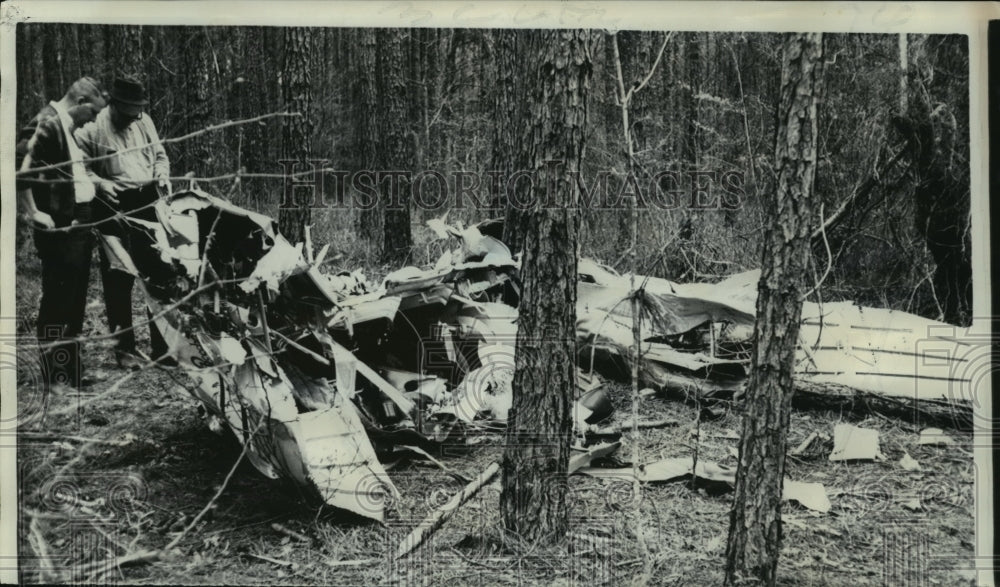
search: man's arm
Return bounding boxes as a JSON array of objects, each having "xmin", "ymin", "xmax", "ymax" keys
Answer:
[
  {"xmin": 16, "ymin": 151, "xmax": 53, "ymax": 229},
  {"xmin": 18, "ymin": 124, "xmax": 58, "ymax": 229},
  {"xmin": 15, "ymin": 113, "xmax": 41, "ymax": 193},
  {"xmin": 75, "ymin": 120, "xmax": 119, "ymax": 203},
  {"xmin": 144, "ymin": 117, "xmax": 171, "ymax": 191}
]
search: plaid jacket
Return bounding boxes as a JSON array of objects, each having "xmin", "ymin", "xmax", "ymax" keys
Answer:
[{"xmin": 16, "ymin": 105, "xmax": 89, "ymax": 227}]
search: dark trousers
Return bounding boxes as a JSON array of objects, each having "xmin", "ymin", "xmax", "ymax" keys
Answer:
[
  {"xmin": 93, "ymin": 185, "xmax": 168, "ymax": 358},
  {"xmin": 34, "ymin": 224, "xmax": 94, "ymax": 388}
]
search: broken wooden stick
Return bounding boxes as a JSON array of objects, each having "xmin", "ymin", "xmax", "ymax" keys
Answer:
[
  {"xmin": 588, "ymin": 417, "xmax": 678, "ymax": 436},
  {"xmin": 400, "ymin": 445, "xmax": 472, "ymax": 484},
  {"xmin": 395, "ymin": 462, "xmax": 500, "ymax": 559},
  {"xmin": 789, "ymin": 431, "xmax": 820, "ymax": 456},
  {"xmin": 271, "ymin": 522, "xmax": 311, "ymax": 544},
  {"xmin": 246, "ymin": 553, "xmax": 294, "ymax": 567}
]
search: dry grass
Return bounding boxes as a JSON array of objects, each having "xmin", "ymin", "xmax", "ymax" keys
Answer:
[{"xmin": 17, "ymin": 368, "xmax": 976, "ymax": 585}]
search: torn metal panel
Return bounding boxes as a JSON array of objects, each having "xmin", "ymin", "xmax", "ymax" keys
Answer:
[
  {"xmin": 829, "ymin": 423, "xmax": 883, "ymax": 462},
  {"xmin": 797, "ymin": 302, "xmax": 970, "ymax": 402},
  {"xmin": 101, "ymin": 190, "xmax": 975, "ymax": 523},
  {"xmin": 99, "ymin": 189, "xmax": 399, "ymax": 521}
]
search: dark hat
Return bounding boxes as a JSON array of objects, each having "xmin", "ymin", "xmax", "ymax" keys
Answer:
[{"xmin": 110, "ymin": 77, "xmax": 148, "ymax": 107}]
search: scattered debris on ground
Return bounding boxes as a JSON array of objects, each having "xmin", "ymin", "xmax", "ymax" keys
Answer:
[{"xmin": 93, "ymin": 188, "xmax": 974, "ymax": 525}]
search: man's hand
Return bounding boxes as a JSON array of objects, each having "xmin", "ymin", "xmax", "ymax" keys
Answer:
[
  {"xmin": 157, "ymin": 178, "xmax": 172, "ymax": 196},
  {"xmin": 99, "ymin": 180, "xmax": 120, "ymax": 205},
  {"xmin": 29, "ymin": 210, "xmax": 55, "ymax": 229}
]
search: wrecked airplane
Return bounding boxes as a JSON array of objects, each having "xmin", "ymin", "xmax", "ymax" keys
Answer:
[{"xmin": 100, "ymin": 188, "xmax": 973, "ymax": 521}]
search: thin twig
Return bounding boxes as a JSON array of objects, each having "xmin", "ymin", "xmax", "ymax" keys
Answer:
[
  {"xmin": 84, "ymin": 418, "xmax": 266, "ymax": 581},
  {"xmin": 801, "ymin": 203, "xmax": 832, "ymax": 301},
  {"xmin": 17, "ymin": 112, "xmax": 300, "ymax": 176},
  {"xmin": 625, "ymin": 32, "xmax": 675, "ymax": 103},
  {"xmin": 31, "ymin": 277, "xmax": 243, "ymax": 352}
]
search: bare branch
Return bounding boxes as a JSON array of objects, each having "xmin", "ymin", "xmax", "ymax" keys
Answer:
[{"xmin": 17, "ymin": 112, "xmax": 301, "ymax": 177}]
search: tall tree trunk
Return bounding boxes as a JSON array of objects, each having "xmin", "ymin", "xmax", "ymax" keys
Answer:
[
  {"xmin": 243, "ymin": 28, "xmax": 268, "ymax": 180},
  {"xmin": 376, "ymin": 29, "xmax": 413, "ymax": 265},
  {"xmin": 16, "ymin": 24, "xmax": 43, "ymax": 120},
  {"xmin": 492, "ymin": 30, "xmax": 522, "ymax": 226},
  {"xmin": 277, "ymin": 27, "xmax": 314, "ymax": 245},
  {"xmin": 106, "ymin": 25, "xmax": 144, "ymax": 79},
  {"xmin": 724, "ymin": 32, "xmax": 824, "ymax": 587},
  {"xmin": 185, "ymin": 27, "xmax": 215, "ymax": 178},
  {"xmin": 41, "ymin": 27, "xmax": 65, "ymax": 100},
  {"xmin": 263, "ymin": 28, "xmax": 285, "ymax": 166},
  {"xmin": 355, "ymin": 28, "xmax": 379, "ymax": 236},
  {"xmin": 500, "ymin": 28, "xmax": 595, "ymax": 544}
]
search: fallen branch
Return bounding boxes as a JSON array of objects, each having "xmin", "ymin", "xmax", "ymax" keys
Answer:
[
  {"xmin": 588, "ymin": 418, "xmax": 678, "ymax": 436},
  {"xmin": 77, "ymin": 549, "xmax": 161, "ymax": 580},
  {"xmin": 28, "ymin": 515, "xmax": 58, "ymax": 583},
  {"xmin": 325, "ymin": 558, "xmax": 378, "ymax": 568},
  {"xmin": 400, "ymin": 445, "xmax": 472, "ymax": 483},
  {"xmin": 789, "ymin": 431, "xmax": 820, "ymax": 456},
  {"xmin": 246, "ymin": 553, "xmax": 294, "ymax": 567},
  {"xmin": 791, "ymin": 380, "xmax": 972, "ymax": 430},
  {"xmin": 271, "ymin": 522, "xmax": 311, "ymax": 544},
  {"xmin": 19, "ymin": 431, "xmax": 135, "ymax": 446},
  {"xmin": 395, "ymin": 461, "xmax": 500, "ymax": 559}
]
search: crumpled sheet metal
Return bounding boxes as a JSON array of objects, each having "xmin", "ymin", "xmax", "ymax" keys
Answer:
[
  {"xmin": 103, "ymin": 191, "xmax": 971, "ymax": 521},
  {"xmin": 578, "ymin": 262, "xmax": 971, "ymax": 405},
  {"xmin": 100, "ymin": 189, "xmax": 399, "ymax": 521}
]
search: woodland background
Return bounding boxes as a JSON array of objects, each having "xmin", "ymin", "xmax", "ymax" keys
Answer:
[
  {"xmin": 15, "ymin": 26, "xmax": 972, "ymax": 326},
  {"xmin": 9, "ymin": 25, "xmax": 980, "ymax": 586}
]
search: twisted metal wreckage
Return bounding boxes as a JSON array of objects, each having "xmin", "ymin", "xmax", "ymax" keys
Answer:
[{"xmin": 102, "ymin": 188, "xmax": 973, "ymax": 522}]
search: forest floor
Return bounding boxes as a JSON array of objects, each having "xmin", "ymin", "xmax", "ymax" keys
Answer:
[{"xmin": 13, "ymin": 235, "xmax": 978, "ymax": 586}]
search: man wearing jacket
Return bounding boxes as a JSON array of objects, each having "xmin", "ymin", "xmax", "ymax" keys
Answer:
[
  {"xmin": 16, "ymin": 78, "xmax": 107, "ymax": 392},
  {"xmin": 76, "ymin": 77, "xmax": 173, "ymax": 369}
]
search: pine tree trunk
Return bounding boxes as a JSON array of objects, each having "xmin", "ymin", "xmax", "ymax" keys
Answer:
[
  {"xmin": 355, "ymin": 28, "xmax": 379, "ymax": 237},
  {"xmin": 41, "ymin": 28, "xmax": 64, "ymax": 100},
  {"xmin": 243, "ymin": 27, "xmax": 268, "ymax": 183},
  {"xmin": 492, "ymin": 30, "xmax": 520, "ymax": 221},
  {"xmin": 277, "ymin": 27, "xmax": 314, "ymax": 245},
  {"xmin": 724, "ymin": 32, "xmax": 824, "ymax": 587},
  {"xmin": 500, "ymin": 28, "xmax": 595, "ymax": 545},
  {"xmin": 185, "ymin": 27, "xmax": 215, "ymax": 178},
  {"xmin": 106, "ymin": 25, "xmax": 144, "ymax": 78},
  {"xmin": 16, "ymin": 24, "xmax": 43, "ymax": 120},
  {"xmin": 376, "ymin": 29, "xmax": 413, "ymax": 265}
]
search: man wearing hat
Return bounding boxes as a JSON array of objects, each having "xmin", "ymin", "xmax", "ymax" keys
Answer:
[{"xmin": 76, "ymin": 77, "xmax": 173, "ymax": 369}]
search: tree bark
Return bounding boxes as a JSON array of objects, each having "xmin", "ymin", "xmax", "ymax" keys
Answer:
[
  {"xmin": 355, "ymin": 28, "xmax": 379, "ymax": 236},
  {"xmin": 493, "ymin": 30, "xmax": 524, "ymax": 232},
  {"xmin": 277, "ymin": 27, "xmax": 315, "ymax": 245},
  {"xmin": 184, "ymin": 27, "xmax": 215, "ymax": 178},
  {"xmin": 376, "ymin": 29, "xmax": 413, "ymax": 265},
  {"xmin": 724, "ymin": 32, "xmax": 824, "ymax": 587},
  {"xmin": 106, "ymin": 25, "xmax": 144, "ymax": 79},
  {"xmin": 500, "ymin": 28, "xmax": 595, "ymax": 544},
  {"xmin": 41, "ymin": 26, "xmax": 65, "ymax": 100}
]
